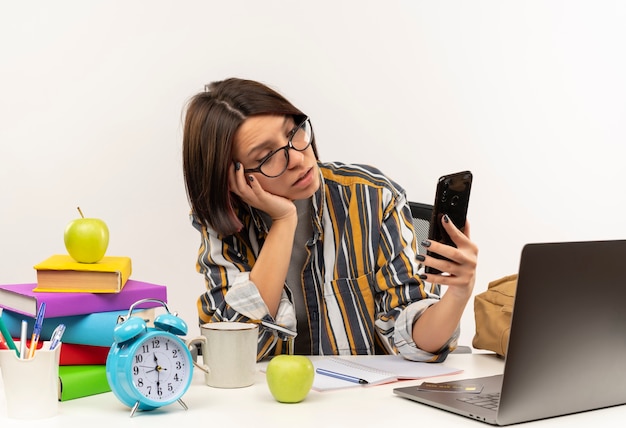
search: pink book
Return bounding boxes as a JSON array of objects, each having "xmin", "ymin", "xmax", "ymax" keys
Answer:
[{"xmin": 0, "ymin": 279, "xmax": 167, "ymax": 318}]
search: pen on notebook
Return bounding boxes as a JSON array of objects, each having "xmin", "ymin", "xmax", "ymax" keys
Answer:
[
  {"xmin": 49, "ymin": 323, "xmax": 66, "ymax": 350},
  {"xmin": 0, "ymin": 314, "xmax": 21, "ymax": 357},
  {"xmin": 19, "ymin": 320, "xmax": 28, "ymax": 359},
  {"xmin": 316, "ymin": 368, "xmax": 369, "ymax": 385},
  {"xmin": 27, "ymin": 302, "xmax": 47, "ymax": 359}
]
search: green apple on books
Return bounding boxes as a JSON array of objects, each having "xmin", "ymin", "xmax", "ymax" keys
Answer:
[
  {"xmin": 64, "ymin": 206, "xmax": 109, "ymax": 264},
  {"xmin": 33, "ymin": 207, "xmax": 129, "ymax": 293}
]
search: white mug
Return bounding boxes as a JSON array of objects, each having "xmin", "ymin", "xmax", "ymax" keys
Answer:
[
  {"xmin": 0, "ymin": 341, "xmax": 60, "ymax": 419},
  {"xmin": 188, "ymin": 322, "xmax": 258, "ymax": 388}
]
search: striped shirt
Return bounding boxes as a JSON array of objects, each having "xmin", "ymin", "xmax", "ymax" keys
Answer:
[{"xmin": 191, "ymin": 162, "xmax": 459, "ymax": 362}]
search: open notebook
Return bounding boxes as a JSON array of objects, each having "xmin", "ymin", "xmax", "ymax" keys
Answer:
[{"xmin": 307, "ymin": 355, "xmax": 461, "ymax": 391}]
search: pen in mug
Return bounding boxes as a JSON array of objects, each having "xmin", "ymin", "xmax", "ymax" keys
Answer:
[
  {"xmin": 315, "ymin": 368, "xmax": 369, "ymax": 384},
  {"xmin": 19, "ymin": 320, "xmax": 28, "ymax": 359},
  {"xmin": 0, "ymin": 315, "xmax": 20, "ymax": 357},
  {"xmin": 27, "ymin": 302, "xmax": 46, "ymax": 359},
  {"xmin": 49, "ymin": 324, "xmax": 66, "ymax": 351}
]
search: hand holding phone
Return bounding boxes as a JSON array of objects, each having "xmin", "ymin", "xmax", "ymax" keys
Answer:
[{"xmin": 425, "ymin": 171, "xmax": 473, "ymax": 275}]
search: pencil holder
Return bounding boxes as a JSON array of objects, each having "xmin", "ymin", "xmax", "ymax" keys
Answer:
[{"xmin": 0, "ymin": 341, "xmax": 61, "ymax": 419}]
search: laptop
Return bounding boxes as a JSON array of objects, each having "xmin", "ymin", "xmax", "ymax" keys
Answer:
[{"xmin": 394, "ymin": 239, "xmax": 626, "ymax": 425}]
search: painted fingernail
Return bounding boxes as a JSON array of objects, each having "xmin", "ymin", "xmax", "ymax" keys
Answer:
[
  {"xmin": 420, "ymin": 240, "xmax": 431, "ymax": 247},
  {"xmin": 248, "ymin": 175, "xmax": 254, "ymax": 182},
  {"xmin": 443, "ymin": 214, "xmax": 450, "ymax": 223},
  {"xmin": 419, "ymin": 274, "xmax": 428, "ymax": 280},
  {"xmin": 235, "ymin": 162, "xmax": 241, "ymax": 171},
  {"xmin": 416, "ymin": 254, "xmax": 426, "ymax": 262}
]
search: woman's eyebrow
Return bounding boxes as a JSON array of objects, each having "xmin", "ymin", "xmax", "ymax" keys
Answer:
[
  {"xmin": 244, "ymin": 117, "xmax": 293, "ymax": 158},
  {"xmin": 245, "ymin": 140, "xmax": 273, "ymax": 159}
]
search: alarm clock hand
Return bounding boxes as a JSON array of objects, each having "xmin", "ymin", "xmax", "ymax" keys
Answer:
[
  {"xmin": 136, "ymin": 353, "xmax": 161, "ymax": 373},
  {"xmin": 153, "ymin": 352, "xmax": 168, "ymax": 372},
  {"xmin": 153, "ymin": 352, "xmax": 162, "ymax": 388},
  {"xmin": 135, "ymin": 364, "xmax": 158, "ymax": 372}
]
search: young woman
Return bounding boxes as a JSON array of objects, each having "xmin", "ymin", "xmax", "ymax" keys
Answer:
[{"xmin": 182, "ymin": 78, "xmax": 478, "ymax": 361}]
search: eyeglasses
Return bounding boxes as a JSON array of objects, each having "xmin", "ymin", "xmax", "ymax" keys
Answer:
[{"xmin": 243, "ymin": 117, "xmax": 313, "ymax": 178}]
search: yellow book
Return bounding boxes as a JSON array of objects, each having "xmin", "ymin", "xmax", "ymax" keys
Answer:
[{"xmin": 33, "ymin": 255, "xmax": 132, "ymax": 293}]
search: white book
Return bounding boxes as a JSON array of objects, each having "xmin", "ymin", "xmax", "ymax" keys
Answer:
[
  {"xmin": 259, "ymin": 355, "xmax": 463, "ymax": 392},
  {"xmin": 294, "ymin": 355, "xmax": 462, "ymax": 391}
]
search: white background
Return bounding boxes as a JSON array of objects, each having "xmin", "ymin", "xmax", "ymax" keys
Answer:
[{"xmin": 1, "ymin": 1, "xmax": 625, "ymax": 348}]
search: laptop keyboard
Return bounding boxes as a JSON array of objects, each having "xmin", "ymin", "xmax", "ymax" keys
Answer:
[{"xmin": 458, "ymin": 392, "xmax": 501, "ymax": 410}]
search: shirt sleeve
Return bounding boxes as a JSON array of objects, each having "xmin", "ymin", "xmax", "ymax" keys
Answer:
[
  {"xmin": 373, "ymin": 193, "xmax": 460, "ymax": 362},
  {"xmin": 192, "ymin": 213, "xmax": 297, "ymax": 359},
  {"xmin": 392, "ymin": 299, "xmax": 460, "ymax": 362}
]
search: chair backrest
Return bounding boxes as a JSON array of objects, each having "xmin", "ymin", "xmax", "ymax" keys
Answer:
[
  {"xmin": 408, "ymin": 201, "xmax": 440, "ymax": 296},
  {"xmin": 408, "ymin": 201, "xmax": 433, "ymax": 256}
]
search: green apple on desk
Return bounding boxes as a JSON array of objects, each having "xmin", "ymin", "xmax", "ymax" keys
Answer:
[
  {"xmin": 266, "ymin": 355, "xmax": 315, "ymax": 403},
  {"xmin": 64, "ymin": 207, "xmax": 110, "ymax": 263}
]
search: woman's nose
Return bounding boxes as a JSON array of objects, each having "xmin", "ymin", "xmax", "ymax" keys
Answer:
[{"xmin": 286, "ymin": 146, "xmax": 305, "ymax": 169}]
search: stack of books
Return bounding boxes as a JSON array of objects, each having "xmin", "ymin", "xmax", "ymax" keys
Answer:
[{"xmin": 0, "ymin": 254, "xmax": 168, "ymax": 401}]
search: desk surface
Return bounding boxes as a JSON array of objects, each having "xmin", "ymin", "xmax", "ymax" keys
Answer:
[{"xmin": 1, "ymin": 353, "xmax": 625, "ymax": 427}]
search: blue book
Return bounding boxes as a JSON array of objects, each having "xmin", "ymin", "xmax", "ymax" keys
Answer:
[{"xmin": 0, "ymin": 307, "xmax": 155, "ymax": 347}]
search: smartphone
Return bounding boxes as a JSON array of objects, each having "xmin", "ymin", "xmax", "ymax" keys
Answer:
[{"xmin": 425, "ymin": 170, "xmax": 473, "ymax": 275}]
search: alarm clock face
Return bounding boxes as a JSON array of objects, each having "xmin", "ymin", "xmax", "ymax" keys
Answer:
[{"xmin": 129, "ymin": 332, "xmax": 193, "ymax": 405}]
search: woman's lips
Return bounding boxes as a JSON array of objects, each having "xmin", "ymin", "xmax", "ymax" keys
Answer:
[{"xmin": 293, "ymin": 167, "xmax": 313, "ymax": 186}]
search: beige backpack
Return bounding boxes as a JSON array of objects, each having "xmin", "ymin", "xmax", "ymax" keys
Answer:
[{"xmin": 472, "ymin": 274, "xmax": 518, "ymax": 357}]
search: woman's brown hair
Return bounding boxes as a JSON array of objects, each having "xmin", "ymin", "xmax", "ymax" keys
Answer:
[{"xmin": 182, "ymin": 78, "xmax": 318, "ymax": 236}]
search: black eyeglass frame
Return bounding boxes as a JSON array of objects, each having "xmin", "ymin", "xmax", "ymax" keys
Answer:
[{"xmin": 243, "ymin": 117, "xmax": 313, "ymax": 178}]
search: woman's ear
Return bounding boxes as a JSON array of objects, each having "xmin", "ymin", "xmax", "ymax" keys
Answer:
[{"xmin": 227, "ymin": 192, "xmax": 244, "ymax": 232}]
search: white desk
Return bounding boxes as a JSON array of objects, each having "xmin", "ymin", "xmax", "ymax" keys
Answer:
[{"xmin": 1, "ymin": 353, "xmax": 625, "ymax": 427}]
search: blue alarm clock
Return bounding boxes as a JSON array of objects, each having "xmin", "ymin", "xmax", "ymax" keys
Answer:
[{"xmin": 106, "ymin": 298, "xmax": 194, "ymax": 417}]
